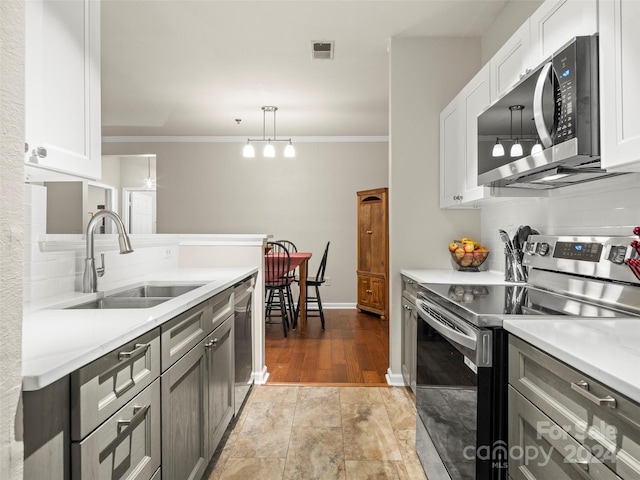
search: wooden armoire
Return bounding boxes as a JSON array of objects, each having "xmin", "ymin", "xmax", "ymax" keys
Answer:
[{"xmin": 356, "ymin": 188, "xmax": 389, "ymax": 320}]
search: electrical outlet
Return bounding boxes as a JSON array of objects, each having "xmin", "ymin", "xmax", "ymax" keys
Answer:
[
  {"xmin": 164, "ymin": 248, "xmax": 172, "ymax": 259},
  {"xmin": 324, "ymin": 276, "xmax": 331, "ymax": 286}
]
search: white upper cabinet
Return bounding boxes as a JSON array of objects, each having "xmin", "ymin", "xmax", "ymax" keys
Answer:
[
  {"xmin": 490, "ymin": 21, "xmax": 532, "ymax": 101},
  {"xmin": 529, "ymin": 0, "xmax": 598, "ymax": 67},
  {"xmin": 599, "ymin": 0, "xmax": 640, "ymax": 172},
  {"xmin": 460, "ymin": 65, "xmax": 492, "ymax": 205},
  {"xmin": 439, "ymin": 65, "xmax": 492, "ymax": 209},
  {"xmin": 439, "ymin": 98, "xmax": 463, "ymax": 208},
  {"xmin": 25, "ymin": 0, "xmax": 101, "ymax": 180}
]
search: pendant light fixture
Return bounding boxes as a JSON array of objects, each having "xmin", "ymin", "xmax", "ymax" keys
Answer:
[
  {"xmin": 509, "ymin": 105, "xmax": 524, "ymax": 157},
  {"xmin": 242, "ymin": 106, "xmax": 295, "ymax": 158},
  {"xmin": 531, "ymin": 142, "xmax": 543, "ymax": 155},
  {"xmin": 144, "ymin": 156, "xmax": 154, "ymax": 189},
  {"xmin": 492, "ymin": 138, "xmax": 505, "ymax": 157}
]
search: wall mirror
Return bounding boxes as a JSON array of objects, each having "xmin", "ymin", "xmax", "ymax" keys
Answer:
[{"xmin": 44, "ymin": 155, "xmax": 157, "ymax": 234}]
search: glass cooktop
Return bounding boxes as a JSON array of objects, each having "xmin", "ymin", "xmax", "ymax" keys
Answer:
[{"xmin": 418, "ymin": 283, "xmax": 635, "ymax": 328}]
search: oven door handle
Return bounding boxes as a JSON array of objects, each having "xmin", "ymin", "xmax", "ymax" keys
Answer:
[{"xmin": 415, "ymin": 299, "xmax": 477, "ymax": 351}]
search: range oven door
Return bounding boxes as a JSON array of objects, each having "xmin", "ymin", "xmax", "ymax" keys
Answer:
[{"xmin": 415, "ymin": 296, "xmax": 507, "ymax": 480}]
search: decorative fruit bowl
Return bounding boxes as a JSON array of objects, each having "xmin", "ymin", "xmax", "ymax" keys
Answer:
[{"xmin": 448, "ymin": 238, "xmax": 490, "ymax": 272}]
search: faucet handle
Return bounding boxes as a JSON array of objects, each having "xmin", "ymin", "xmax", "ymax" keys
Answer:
[{"xmin": 96, "ymin": 253, "xmax": 105, "ymax": 277}]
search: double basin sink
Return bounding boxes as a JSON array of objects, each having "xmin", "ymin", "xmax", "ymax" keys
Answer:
[{"xmin": 67, "ymin": 284, "xmax": 204, "ymax": 310}]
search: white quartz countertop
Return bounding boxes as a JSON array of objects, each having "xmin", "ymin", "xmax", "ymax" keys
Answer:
[
  {"xmin": 401, "ymin": 269, "xmax": 511, "ymax": 285},
  {"xmin": 22, "ymin": 266, "xmax": 257, "ymax": 391},
  {"xmin": 504, "ymin": 318, "xmax": 640, "ymax": 403}
]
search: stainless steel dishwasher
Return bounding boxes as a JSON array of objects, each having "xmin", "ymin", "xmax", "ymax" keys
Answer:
[{"xmin": 233, "ymin": 275, "xmax": 255, "ymax": 415}]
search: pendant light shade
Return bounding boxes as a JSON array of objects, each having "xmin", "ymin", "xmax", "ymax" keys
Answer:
[
  {"xmin": 243, "ymin": 106, "xmax": 294, "ymax": 158},
  {"xmin": 243, "ymin": 142, "xmax": 255, "ymax": 158},
  {"xmin": 492, "ymin": 138, "xmax": 505, "ymax": 157},
  {"xmin": 531, "ymin": 142, "xmax": 543, "ymax": 155},
  {"xmin": 510, "ymin": 141, "xmax": 523, "ymax": 157},
  {"xmin": 284, "ymin": 141, "xmax": 296, "ymax": 158},
  {"xmin": 263, "ymin": 142, "xmax": 275, "ymax": 157}
]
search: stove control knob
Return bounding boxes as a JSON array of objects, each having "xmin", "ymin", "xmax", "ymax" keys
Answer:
[
  {"xmin": 535, "ymin": 242, "xmax": 550, "ymax": 256},
  {"xmin": 607, "ymin": 245, "xmax": 628, "ymax": 264}
]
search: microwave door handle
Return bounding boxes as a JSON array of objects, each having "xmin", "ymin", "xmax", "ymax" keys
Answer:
[
  {"xmin": 416, "ymin": 300, "xmax": 477, "ymax": 351},
  {"xmin": 533, "ymin": 61, "xmax": 554, "ymax": 148}
]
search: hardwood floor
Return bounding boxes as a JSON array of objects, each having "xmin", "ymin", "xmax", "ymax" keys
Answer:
[{"xmin": 265, "ymin": 309, "xmax": 389, "ymax": 384}]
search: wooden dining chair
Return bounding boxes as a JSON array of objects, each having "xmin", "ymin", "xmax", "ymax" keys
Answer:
[
  {"xmin": 273, "ymin": 239, "xmax": 298, "ymax": 321},
  {"xmin": 264, "ymin": 241, "xmax": 294, "ymax": 337},
  {"xmin": 295, "ymin": 241, "xmax": 330, "ymax": 331}
]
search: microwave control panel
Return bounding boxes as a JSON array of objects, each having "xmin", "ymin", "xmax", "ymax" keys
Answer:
[{"xmin": 553, "ymin": 41, "xmax": 576, "ymax": 143}]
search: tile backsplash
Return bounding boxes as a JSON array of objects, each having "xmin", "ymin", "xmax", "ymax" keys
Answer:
[
  {"xmin": 24, "ymin": 184, "xmax": 179, "ymax": 304},
  {"xmin": 481, "ymin": 174, "xmax": 640, "ymax": 273}
]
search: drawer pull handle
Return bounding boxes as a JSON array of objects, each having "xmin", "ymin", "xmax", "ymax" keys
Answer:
[
  {"xmin": 117, "ymin": 405, "xmax": 150, "ymax": 434},
  {"xmin": 118, "ymin": 343, "xmax": 150, "ymax": 361},
  {"xmin": 574, "ymin": 459, "xmax": 590, "ymax": 472},
  {"xmin": 205, "ymin": 338, "xmax": 218, "ymax": 349},
  {"xmin": 571, "ymin": 381, "xmax": 617, "ymax": 408}
]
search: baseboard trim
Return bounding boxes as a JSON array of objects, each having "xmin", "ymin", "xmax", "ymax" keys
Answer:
[
  {"xmin": 385, "ymin": 368, "xmax": 405, "ymax": 387},
  {"xmin": 323, "ymin": 303, "xmax": 357, "ymax": 309},
  {"xmin": 253, "ymin": 366, "xmax": 269, "ymax": 385}
]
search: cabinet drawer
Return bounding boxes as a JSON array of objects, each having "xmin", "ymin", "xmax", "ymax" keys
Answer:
[
  {"xmin": 161, "ymin": 299, "xmax": 213, "ymax": 372},
  {"xmin": 209, "ymin": 287, "xmax": 234, "ymax": 332},
  {"xmin": 401, "ymin": 275, "xmax": 418, "ymax": 303},
  {"xmin": 509, "ymin": 386, "xmax": 621, "ymax": 480},
  {"xmin": 71, "ymin": 328, "xmax": 160, "ymax": 441},
  {"xmin": 509, "ymin": 336, "xmax": 640, "ymax": 479},
  {"xmin": 72, "ymin": 378, "xmax": 161, "ymax": 480},
  {"xmin": 160, "ymin": 288, "xmax": 234, "ymax": 372}
]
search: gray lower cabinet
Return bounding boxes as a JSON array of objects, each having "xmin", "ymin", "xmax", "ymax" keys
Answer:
[
  {"xmin": 24, "ymin": 287, "xmax": 238, "ymax": 480},
  {"xmin": 161, "ymin": 314, "xmax": 234, "ymax": 480},
  {"xmin": 400, "ymin": 275, "xmax": 417, "ymax": 393},
  {"xmin": 161, "ymin": 338, "xmax": 209, "ymax": 480},
  {"xmin": 72, "ymin": 379, "xmax": 161, "ymax": 479},
  {"xmin": 205, "ymin": 317, "xmax": 234, "ymax": 459},
  {"xmin": 508, "ymin": 335, "xmax": 640, "ymax": 480}
]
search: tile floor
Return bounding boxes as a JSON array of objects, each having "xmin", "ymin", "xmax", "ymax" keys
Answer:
[{"xmin": 207, "ymin": 385, "xmax": 428, "ymax": 480}]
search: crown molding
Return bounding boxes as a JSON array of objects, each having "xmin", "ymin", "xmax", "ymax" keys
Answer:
[{"xmin": 102, "ymin": 135, "xmax": 388, "ymax": 143}]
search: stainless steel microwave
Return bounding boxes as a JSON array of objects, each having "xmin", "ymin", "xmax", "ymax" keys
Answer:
[{"xmin": 477, "ymin": 35, "xmax": 619, "ymax": 189}]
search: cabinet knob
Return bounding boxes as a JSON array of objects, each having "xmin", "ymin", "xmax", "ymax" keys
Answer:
[
  {"xmin": 24, "ymin": 142, "xmax": 29, "ymax": 153},
  {"xmin": 36, "ymin": 146, "xmax": 47, "ymax": 158},
  {"xmin": 366, "ymin": 230, "xmax": 373, "ymax": 234}
]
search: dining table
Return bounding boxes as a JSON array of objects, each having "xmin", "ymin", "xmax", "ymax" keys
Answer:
[{"xmin": 265, "ymin": 250, "xmax": 313, "ymax": 335}]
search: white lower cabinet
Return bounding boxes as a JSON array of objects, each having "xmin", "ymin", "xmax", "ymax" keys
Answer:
[{"xmin": 599, "ymin": 0, "xmax": 640, "ymax": 172}]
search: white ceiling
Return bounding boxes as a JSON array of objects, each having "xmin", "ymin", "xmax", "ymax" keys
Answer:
[{"xmin": 101, "ymin": 0, "xmax": 511, "ymax": 138}]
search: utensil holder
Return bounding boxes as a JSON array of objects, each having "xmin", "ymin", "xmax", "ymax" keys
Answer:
[{"xmin": 505, "ymin": 249, "xmax": 527, "ymax": 283}]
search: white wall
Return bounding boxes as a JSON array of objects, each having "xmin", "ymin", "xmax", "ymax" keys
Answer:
[
  {"xmin": 0, "ymin": 0, "xmax": 25, "ymax": 477},
  {"xmin": 103, "ymin": 141, "xmax": 388, "ymax": 304},
  {"xmin": 388, "ymin": 37, "xmax": 484, "ymax": 381}
]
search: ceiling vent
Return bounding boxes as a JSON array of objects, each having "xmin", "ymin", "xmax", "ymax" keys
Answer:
[{"xmin": 311, "ymin": 41, "xmax": 334, "ymax": 60}]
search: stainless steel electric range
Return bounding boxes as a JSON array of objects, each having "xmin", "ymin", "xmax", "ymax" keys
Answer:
[{"xmin": 415, "ymin": 234, "xmax": 640, "ymax": 480}]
